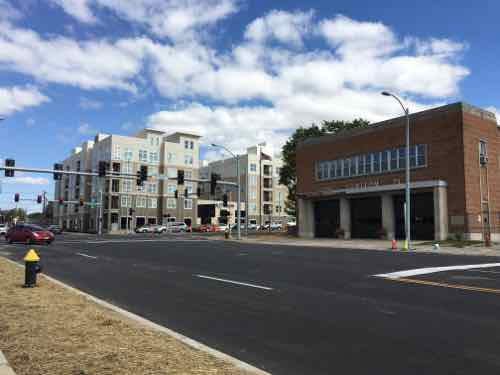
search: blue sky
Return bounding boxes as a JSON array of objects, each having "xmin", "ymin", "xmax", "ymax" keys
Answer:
[{"xmin": 0, "ymin": 0, "xmax": 499, "ymax": 212}]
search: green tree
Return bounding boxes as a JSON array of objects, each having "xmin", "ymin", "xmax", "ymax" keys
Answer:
[{"xmin": 279, "ymin": 119, "xmax": 370, "ymax": 217}]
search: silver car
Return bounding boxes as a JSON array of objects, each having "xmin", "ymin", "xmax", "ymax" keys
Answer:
[{"xmin": 0, "ymin": 223, "xmax": 9, "ymax": 236}]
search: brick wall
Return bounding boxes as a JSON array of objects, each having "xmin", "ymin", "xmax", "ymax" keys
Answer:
[
  {"xmin": 462, "ymin": 112, "xmax": 500, "ymax": 234},
  {"xmin": 296, "ymin": 104, "xmax": 469, "ymax": 234}
]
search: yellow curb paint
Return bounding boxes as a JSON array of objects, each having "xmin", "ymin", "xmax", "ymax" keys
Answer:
[
  {"xmin": 23, "ymin": 249, "xmax": 40, "ymax": 262},
  {"xmin": 395, "ymin": 277, "xmax": 500, "ymax": 295}
]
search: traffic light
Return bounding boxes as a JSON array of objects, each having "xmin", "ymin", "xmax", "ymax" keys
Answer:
[
  {"xmin": 129, "ymin": 208, "xmax": 135, "ymax": 216},
  {"xmin": 184, "ymin": 188, "xmax": 188, "ymax": 197},
  {"xmin": 14, "ymin": 193, "xmax": 19, "ymax": 202},
  {"xmin": 177, "ymin": 170, "xmax": 185, "ymax": 185},
  {"xmin": 223, "ymin": 193, "xmax": 228, "ymax": 207},
  {"xmin": 197, "ymin": 187, "xmax": 201, "ymax": 197},
  {"xmin": 59, "ymin": 198, "xmax": 64, "ymax": 205},
  {"xmin": 136, "ymin": 171, "xmax": 142, "ymax": 186},
  {"xmin": 98, "ymin": 161, "xmax": 108, "ymax": 177},
  {"xmin": 79, "ymin": 197, "xmax": 84, "ymax": 206},
  {"xmin": 37, "ymin": 195, "xmax": 42, "ymax": 204},
  {"xmin": 174, "ymin": 190, "xmax": 178, "ymax": 199},
  {"xmin": 140, "ymin": 165, "xmax": 148, "ymax": 182},
  {"xmin": 53, "ymin": 163, "xmax": 63, "ymax": 180},
  {"xmin": 5, "ymin": 159, "xmax": 15, "ymax": 177},
  {"xmin": 210, "ymin": 173, "xmax": 218, "ymax": 195}
]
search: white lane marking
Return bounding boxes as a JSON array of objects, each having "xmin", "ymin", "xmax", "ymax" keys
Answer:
[
  {"xmin": 76, "ymin": 252, "xmax": 98, "ymax": 259},
  {"xmin": 194, "ymin": 274, "xmax": 273, "ymax": 291},
  {"xmin": 86, "ymin": 239, "xmax": 201, "ymax": 244},
  {"xmin": 374, "ymin": 263, "xmax": 500, "ymax": 279}
]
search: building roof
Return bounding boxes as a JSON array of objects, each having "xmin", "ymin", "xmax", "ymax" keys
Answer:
[{"xmin": 298, "ymin": 102, "xmax": 497, "ymax": 149}]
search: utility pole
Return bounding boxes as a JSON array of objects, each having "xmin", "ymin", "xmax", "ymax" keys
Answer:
[
  {"xmin": 98, "ymin": 177, "xmax": 103, "ymax": 235},
  {"xmin": 382, "ymin": 91, "xmax": 411, "ymax": 250}
]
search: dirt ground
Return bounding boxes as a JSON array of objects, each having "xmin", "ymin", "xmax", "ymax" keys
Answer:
[{"xmin": 0, "ymin": 257, "xmax": 245, "ymax": 375}]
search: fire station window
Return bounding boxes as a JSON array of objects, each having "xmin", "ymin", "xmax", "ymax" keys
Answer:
[
  {"xmin": 398, "ymin": 148, "xmax": 406, "ymax": 169},
  {"xmin": 358, "ymin": 155, "xmax": 365, "ymax": 175},
  {"xmin": 409, "ymin": 146, "xmax": 417, "ymax": 168},
  {"xmin": 417, "ymin": 145, "xmax": 426, "ymax": 166},
  {"xmin": 390, "ymin": 149, "xmax": 398, "ymax": 170},
  {"xmin": 336, "ymin": 159, "xmax": 343, "ymax": 177},
  {"xmin": 330, "ymin": 160, "xmax": 337, "ymax": 178},
  {"xmin": 343, "ymin": 158, "xmax": 350, "ymax": 177},
  {"xmin": 381, "ymin": 151, "xmax": 389, "ymax": 172},
  {"xmin": 372, "ymin": 153, "xmax": 380, "ymax": 173},
  {"xmin": 351, "ymin": 157, "xmax": 358, "ymax": 176},
  {"xmin": 479, "ymin": 141, "xmax": 487, "ymax": 165}
]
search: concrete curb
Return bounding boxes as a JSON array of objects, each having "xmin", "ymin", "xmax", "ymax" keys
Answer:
[
  {"xmin": 0, "ymin": 350, "xmax": 16, "ymax": 375},
  {"xmin": 1, "ymin": 257, "xmax": 270, "ymax": 375}
]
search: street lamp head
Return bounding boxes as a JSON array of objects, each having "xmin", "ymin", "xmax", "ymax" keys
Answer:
[
  {"xmin": 381, "ymin": 91, "xmax": 391, "ymax": 97},
  {"xmin": 211, "ymin": 143, "xmax": 220, "ymax": 148}
]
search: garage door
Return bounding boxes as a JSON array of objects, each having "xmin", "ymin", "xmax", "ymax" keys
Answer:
[
  {"xmin": 314, "ymin": 199, "xmax": 340, "ymax": 238},
  {"xmin": 351, "ymin": 197, "xmax": 382, "ymax": 239}
]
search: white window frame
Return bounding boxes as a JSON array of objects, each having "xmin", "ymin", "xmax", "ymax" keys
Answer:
[
  {"xmin": 167, "ymin": 198, "xmax": 176, "ymax": 209},
  {"xmin": 122, "ymin": 180, "xmax": 132, "ymax": 193},
  {"xmin": 184, "ymin": 198, "xmax": 193, "ymax": 210},
  {"xmin": 148, "ymin": 182, "xmax": 157, "ymax": 194},
  {"xmin": 139, "ymin": 150, "xmax": 148, "ymax": 162},
  {"xmin": 148, "ymin": 198, "xmax": 157, "ymax": 208}
]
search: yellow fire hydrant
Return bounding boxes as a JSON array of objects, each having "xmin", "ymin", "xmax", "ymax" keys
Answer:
[{"xmin": 23, "ymin": 249, "xmax": 42, "ymax": 288}]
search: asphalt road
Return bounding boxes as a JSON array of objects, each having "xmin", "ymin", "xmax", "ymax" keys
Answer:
[{"xmin": 2, "ymin": 233, "xmax": 500, "ymax": 375}]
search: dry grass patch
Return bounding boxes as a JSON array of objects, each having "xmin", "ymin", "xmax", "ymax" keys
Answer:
[{"xmin": 0, "ymin": 257, "xmax": 246, "ymax": 375}]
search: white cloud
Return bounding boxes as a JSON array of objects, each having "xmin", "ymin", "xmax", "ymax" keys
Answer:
[
  {"xmin": 0, "ymin": 86, "xmax": 49, "ymax": 115},
  {"xmin": 77, "ymin": 122, "xmax": 94, "ymax": 135},
  {"xmin": 245, "ymin": 10, "xmax": 314, "ymax": 47},
  {"xmin": 486, "ymin": 106, "xmax": 500, "ymax": 125},
  {"xmin": 79, "ymin": 97, "xmax": 102, "ymax": 109},
  {"xmin": 49, "ymin": 0, "xmax": 238, "ymax": 41},
  {"xmin": 48, "ymin": 0, "xmax": 96, "ymax": 23},
  {"xmin": 0, "ymin": 9, "xmax": 471, "ymax": 154},
  {"xmin": 2, "ymin": 176, "xmax": 50, "ymax": 185},
  {"xmin": 0, "ymin": 22, "xmax": 146, "ymax": 92}
]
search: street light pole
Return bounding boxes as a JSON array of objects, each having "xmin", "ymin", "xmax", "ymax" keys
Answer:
[
  {"xmin": 211, "ymin": 144, "xmax": 241, "ymax": 240},
  {"xmin": 382, "ymin": 91, "xmax": 411, "ymax": 250}
]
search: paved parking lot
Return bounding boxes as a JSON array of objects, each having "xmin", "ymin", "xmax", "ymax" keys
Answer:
[{"xmin": 2, "ymin": 233, "xmax": 500, "ymax": 375}]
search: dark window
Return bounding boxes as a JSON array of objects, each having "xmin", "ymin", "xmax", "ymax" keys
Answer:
[
  {"xmin": 417, "ymin": 145, "xmax": 426, "ymax": 166},
  {"xmin": 372, "ymin": 153, "xmax": 380, "ymax": 173},
  {"xmin": 390, "ymin": 149, "xmax": 398, "ymax": 170},
  {"xmin": 398, "ymin": 148, "xmax": 406, "ymax": 169},
  {"xmin": 111, "ymin": 196, "xmax": 119, "ymax": 209},
  {"xmin": 357, "ymin": 156, "xmax": 365, "ymax": 175},
  {"xmin": 112, "ymin": 179, "xmax": 120, "ymax": 193},
  {"xmin": 336, "ymin": 159, "xmax": 342, "ymax": 177},
  {"xmin": 409, "ymin": 146, "xmax": 417, "ymax": 167},
  {"xmin": 381, "ymin": 151, "xmax": 388, "ymax": 172},
  {"xmin": 480, "ymin": 141, "xmax": 487, "ymax": 165},
  {"xmin": 343, "ymin": 158, "xmax": 350, "ymax": 177}
]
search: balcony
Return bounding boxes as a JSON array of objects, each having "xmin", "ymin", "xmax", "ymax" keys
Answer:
[
  {"xmin": 263, "ymin": 204, "xmax": 272, "ymax": 215},
  {"xmin": 263, "ymin": 164, "xmax": 272, "ymax": 176},
  {"xmin": 263, "ymin": 177, "xmax": 273, "ymax": 189},
  {"xmin": 263, "ymin": 191, "xmax": 273, "ymax": 202}
]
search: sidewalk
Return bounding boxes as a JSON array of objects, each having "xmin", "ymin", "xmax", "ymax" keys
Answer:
[{"xmin": 237, "ymin": 235, "xmax": 500, "ymax": 257}]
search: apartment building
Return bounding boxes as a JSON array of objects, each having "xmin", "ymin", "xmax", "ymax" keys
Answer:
[
  {"xmin": 54, "ymin": 129, "xmax": 201, "ymax": 232},
  {"xmin": 200, "ymin": 143, "xmax": 291, "ymax": 226}
]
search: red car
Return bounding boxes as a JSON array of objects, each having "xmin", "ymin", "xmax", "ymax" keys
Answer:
[{"xmin": 6, "ymin": 224, "xmax": 55, "ymax": 245}]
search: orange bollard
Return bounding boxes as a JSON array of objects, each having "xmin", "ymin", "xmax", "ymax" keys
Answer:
[{"xmin": 391, "ymin": 239, "xmax": 397, "ymax": 250}]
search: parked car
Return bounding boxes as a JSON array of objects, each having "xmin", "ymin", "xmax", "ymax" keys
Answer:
[
  {"xmin": 247, "ymin": 222, "xmax": 259, "ymax": 230},
  {"xmin": 153, "ymin": 225, "xmax": 168, "ymax": 233},
  {"xmin": 166, "ymin": 222, "xmax": 188, "ymax": 233},
  {"xmin": 135, "ymin": 224, "xmax": 156, "ymax": 233},
  {"xmin": 194, "ymin": 224, "xmax": 213, "ymax": 232},
  {"xmin": 0, "ymin": 223, "xmax": 9, "ymax": 236},
  {"xmin": 47, "ymin": 224, "xmax": 63, "ymax": 234},
  {"xmin": 216, "ymin": 224, "xmax": 228, "ymax": 232},
  {"xmin": 6, "ymin": 224, "xmax": 55, "ymax": 245}
]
